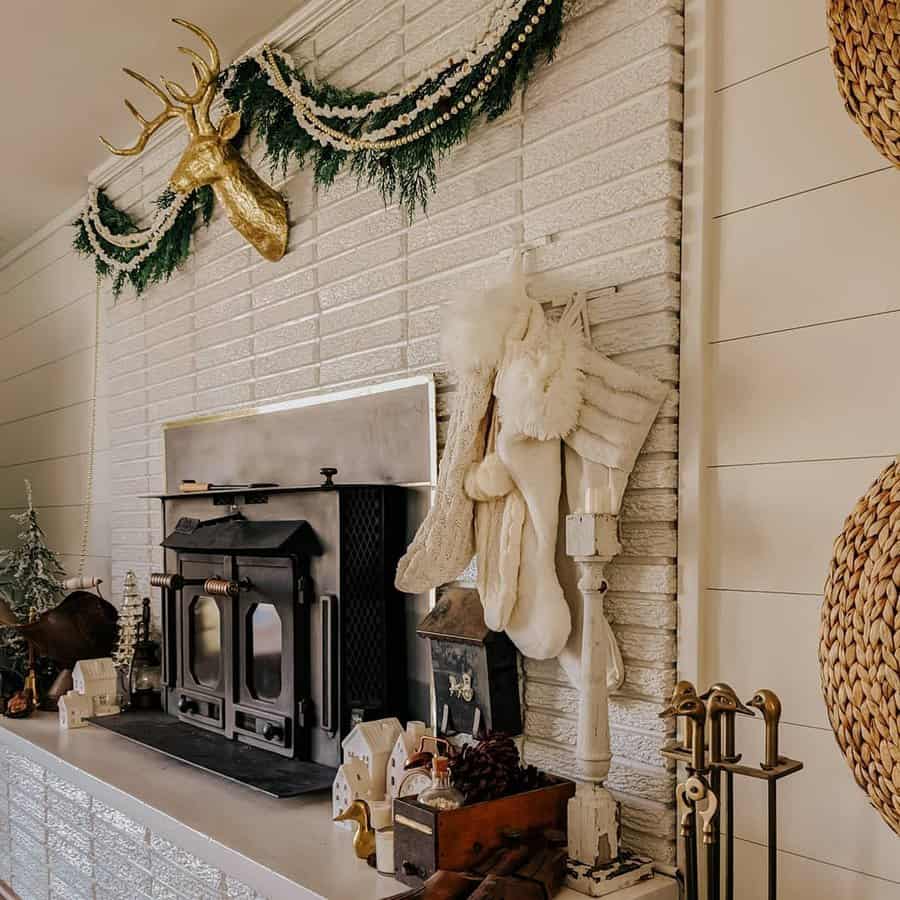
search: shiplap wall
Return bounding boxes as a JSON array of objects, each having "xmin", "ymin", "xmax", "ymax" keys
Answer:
[
  {"xmin": 693, "ymin": 0, "xmax": 900, "ymax": 895},
  {"xmin": 0, "ymin": 0, "xmax": 683, "ymax": 869},
  {"xmin": 0, "ymin": 228, "xmax": 111, "ymax": 587}
]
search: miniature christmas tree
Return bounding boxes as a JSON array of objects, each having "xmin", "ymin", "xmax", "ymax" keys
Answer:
[
  {"xmin": 0, "ymin": 481, "xmax": 65, "ymax": 674},
  {"xmin": 113, "ymin": 571, "xmax": 142, "ymax": 672}
]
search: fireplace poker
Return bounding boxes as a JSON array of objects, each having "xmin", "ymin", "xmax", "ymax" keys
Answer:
[
  {"xmin": 701, "ymin": 684, "xmax": 753, "ymax": 900},
  {"xmin": 703, "ymin": 693, "xmax": 726, "ymax": 900},
  {"xmin": 746, "ymin": 690, "xmax": 783, "ymax": 900},
  {"xmin": 675, "ymin": 780, "xmax": 699, "ymax": 900}
]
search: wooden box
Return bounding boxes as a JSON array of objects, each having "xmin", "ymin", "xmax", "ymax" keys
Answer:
[
  {"xmin": 393, "ymin": 779, "xmax": 575, "ymax": 886},
  {"xmin": 417, "ymin": 588, "xmax": 521, "ymax": 738}
]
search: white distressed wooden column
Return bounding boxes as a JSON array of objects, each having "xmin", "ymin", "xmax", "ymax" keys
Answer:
[{"xmin": 565, "ymin": 512, "xmax": 654, "ymax": 895}]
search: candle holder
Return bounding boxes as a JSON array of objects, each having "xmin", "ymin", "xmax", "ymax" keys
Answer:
[{"xmin": 129, "ymin": 597, "xmax": 162, "ymax": 711}]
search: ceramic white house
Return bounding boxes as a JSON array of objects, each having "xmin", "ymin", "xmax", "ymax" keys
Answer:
[
  {"xmin": 58, "ymin": 690, "xmax": 93, "ymax": 730},
  {"xmin": 341, "ymin": 717, "xmax": 403, "ymax": 799},
  {"xmin": 388, "ymin": 720, "xmax": 428, "ymax": 798},
  {"xmin": 332, "ymin": 757, "xmax": 372, "ymax": 830},
  {"xmin": 72, "ymin": 657, "xmax": 119, "ymax": 716}
]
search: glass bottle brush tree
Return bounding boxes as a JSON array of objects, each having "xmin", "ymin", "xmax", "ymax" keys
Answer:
[
  {"xmin": 113, "ymin": 571, "xmax": 142, "ymax": 673},
  {"xmin": 0, "ymin": 480, "xmax": 65, "ymax": 675}
]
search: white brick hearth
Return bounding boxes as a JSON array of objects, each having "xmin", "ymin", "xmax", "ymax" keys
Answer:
[{"xmin": 0, "ymin": 738, "xmax": 262, "ymax": 900}]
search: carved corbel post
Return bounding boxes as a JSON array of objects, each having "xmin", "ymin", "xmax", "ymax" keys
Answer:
[
  {"xmin": 566, "ymin": 512, "xmax": 621, "ymax": 869},
  {"xmin": 564, "ymin": 511, "xmax": 655, "ymax": 894}
]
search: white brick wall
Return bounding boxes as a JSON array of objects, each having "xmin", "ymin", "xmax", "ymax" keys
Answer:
[{"xmin": 0, "ymin": 0, "xmax": 683, "ymax": 868}]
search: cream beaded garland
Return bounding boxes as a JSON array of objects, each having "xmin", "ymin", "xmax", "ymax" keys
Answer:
[
  {"xmin": 265, "ymin": 0, "xmax": 534, "ymax": 124},
  {"xmin": 83, "ymin": 186, "xmax": 189, "ymax": 250},
  {"xmin": 258, "ymin": 0, "xmax": 553, "ymax": 154},
  {"xmin": 79, "ymin": 187, "xmax": 191, "ymax": 275}
]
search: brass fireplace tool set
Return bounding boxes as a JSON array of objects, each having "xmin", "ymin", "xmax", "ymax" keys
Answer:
[{"xmin": 660, "ymin": 683, "xmax": 802, "ymax": 900}]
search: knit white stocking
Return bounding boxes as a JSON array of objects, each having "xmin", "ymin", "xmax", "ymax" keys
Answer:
[
  {"xmin": 395, "ymin": 374, "xmax": 494, "ymax": 593},
  {"xmin": 465, "ymin": 405, "xmax": 524, "ymax": 632},
  {"xmin": 474, "ymin": 484, "xmax": 525, "ymax": 632},
  {"xmin": 499, "ymin": 426, "xmax": 572, "ymax": 660}
]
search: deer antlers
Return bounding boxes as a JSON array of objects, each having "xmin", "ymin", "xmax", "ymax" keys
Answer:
[{"xmin": 99, "ymin": 18, "xmax": 221, "ymax": 156}]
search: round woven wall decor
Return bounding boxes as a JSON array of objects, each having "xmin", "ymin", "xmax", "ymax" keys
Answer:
[
  {"xmin": 821, "ymin": 458, "xmax": 900, "ymax": 835},
  {"xmin": 827, "ymin": 0, "xmax": 900, "ymax": 167}
]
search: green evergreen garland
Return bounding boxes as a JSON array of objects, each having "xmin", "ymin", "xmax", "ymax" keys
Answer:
[
  {"xmin": 73, "ymin": 0, "xmax": 564, "ymax": 293},
  {"xmin": 224, "ymin": 0, "xmax": 564, "ymax": 217},
  {"xmin": 73, "ymin": 186, "xmax": 214, "ymax": 297}
]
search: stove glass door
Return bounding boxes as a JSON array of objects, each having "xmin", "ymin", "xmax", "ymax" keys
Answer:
[
  {"xmin": 232, "ymin": 557, "xmax": 304, "ymax": 758},
  {"xmin": 177, "ymin": 555, "xmax": 231, "ymax": 734},
  {"xmin": 190, "ymin": 594, "xmax": 222, "ymax": 688},
  {"xmin": 248, "ymin": 602, "xmax": 282, "ymax": 700}
]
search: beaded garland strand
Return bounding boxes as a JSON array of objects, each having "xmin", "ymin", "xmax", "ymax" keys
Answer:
[
  {"xmin": 74, "ymin": 186, "xmax": 214, "ymax": 297},
  {"xmin": 73, "ymin": 0, "xmax": 565, "ymax": 296},
  {"xmin": 231, "ymin": 0, "xmax": 563, "ymax": 215}
]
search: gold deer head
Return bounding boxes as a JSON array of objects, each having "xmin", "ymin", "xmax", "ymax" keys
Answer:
[{"xmin": 100, "ymin": 19, "xmax": 288, "ymax": 262}]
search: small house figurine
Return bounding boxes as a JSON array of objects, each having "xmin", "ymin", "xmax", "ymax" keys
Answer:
[
  {"xmin": 388, "ymin": 721, "xmax": 429, "ymax": 798},
  {"xmin": 332, "ymin": 757, "xmax": 373, "ymax": 830},
  {"xmin": 72, "ymin": 657, "xmax": 119, "ymax": 717},
  {"xmin": 58, "ymin": 690, "xmax": 92, "ymax": 729},
  {"xmin": 341, "ymin": 717, "xmax": 403, "ymax": 798},
  {"xmin": 417, "ymin": 588, "xmax": 522, "ymax": 738}
]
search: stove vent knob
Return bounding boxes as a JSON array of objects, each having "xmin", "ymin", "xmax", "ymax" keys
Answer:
[
  {"xmin": 177, "ymin": 696, "xmax": 196, "ymax": 715},
  {"xmin": 262, "ymin": 722, "xmax": 283, "ymax": 742}
]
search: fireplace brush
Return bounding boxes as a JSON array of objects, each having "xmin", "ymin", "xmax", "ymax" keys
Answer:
[{"xmin": 660, "ymin": 683, "xmax": 803, "ymax": 900}]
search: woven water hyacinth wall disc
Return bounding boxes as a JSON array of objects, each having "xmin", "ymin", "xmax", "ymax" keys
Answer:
[
  {"xmin": 821, "ymin": 458, "xmax": 900, "ymax": 835},
  {"xmin": 827, "ymin": 0, "xmax": 900, "ymax": 167}
]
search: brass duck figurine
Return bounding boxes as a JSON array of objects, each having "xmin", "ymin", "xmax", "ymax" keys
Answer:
[{"xmin": 334, "ymin": 799, "xmax": 376, "ymax": 860}]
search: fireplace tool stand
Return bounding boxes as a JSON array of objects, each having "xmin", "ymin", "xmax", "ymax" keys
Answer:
[{"xmin": 660, "ymin": 684, "xmax": 803, "ymax": 900}]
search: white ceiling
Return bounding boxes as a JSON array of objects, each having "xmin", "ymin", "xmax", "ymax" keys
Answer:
[{"xmin": 0, "ymin": 1, "xmax": 304, "ymax": 256}]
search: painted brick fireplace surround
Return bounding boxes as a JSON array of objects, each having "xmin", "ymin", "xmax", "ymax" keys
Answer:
[{"xmin": 0, "ymin": 0, "xmax": 684, "ymax": 888}]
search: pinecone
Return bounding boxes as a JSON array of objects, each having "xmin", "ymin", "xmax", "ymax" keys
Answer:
[{"xmin": 449, "ymin": 734, "xmax": 547, "ymax": 804}]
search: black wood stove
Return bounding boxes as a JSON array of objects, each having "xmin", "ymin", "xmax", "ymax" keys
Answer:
[{"xmin": 92, "ymin": 476, "xmax": 410, "ymax": 797}]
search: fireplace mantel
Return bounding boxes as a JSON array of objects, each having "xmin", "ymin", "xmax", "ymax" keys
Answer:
[{"xmin": 0, "ymin": 715, "xmax": 676, "ymax": 899}]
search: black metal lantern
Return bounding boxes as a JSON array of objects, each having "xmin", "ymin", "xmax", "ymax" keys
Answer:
[
  {"xmin": 416, "ymin": 588, "xmax": 522, "ymax": 738},
  {"xmin": 129, "ymin": 597, "xmax": 162, "ymax": 710}
]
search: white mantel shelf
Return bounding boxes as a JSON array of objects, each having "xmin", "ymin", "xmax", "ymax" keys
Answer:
[{"xmin": 0, "ymin": 715, "xmax": 676, "ymax": 900}]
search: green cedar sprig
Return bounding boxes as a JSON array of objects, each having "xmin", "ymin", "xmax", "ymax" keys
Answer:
[
  {"xmin": 72, "ymin": 186, "xmax": 214, "ymax": 297},
  {"xmin": 223, "ymin": 0, "xmax": 564, "ymax": 218}
]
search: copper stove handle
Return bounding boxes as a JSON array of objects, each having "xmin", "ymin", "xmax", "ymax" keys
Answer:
[{"xmin": 203, "ymin": 577, "xmax": 249, "ymax": 597}]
